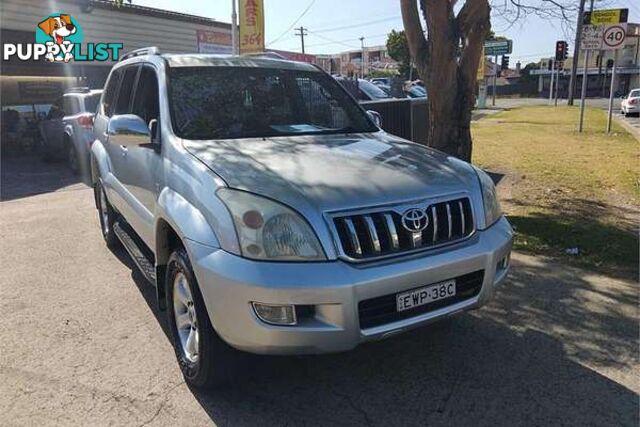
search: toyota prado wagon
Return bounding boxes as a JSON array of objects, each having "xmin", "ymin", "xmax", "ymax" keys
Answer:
[{"xmin": 91, "ymin": 47, "xmax": 513, "ymax": 387}]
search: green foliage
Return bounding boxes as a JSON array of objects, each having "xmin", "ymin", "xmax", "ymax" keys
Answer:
[
  {"xmin": 520, "ymin": 62, "xmax": 540, "ymax": 82},
  {"xmin": 367, "ymin": 69, "xmax": 397, "ymax": 78},
  {"xmin": 386, "ymin": 30, "xmax": 418, "ymax": 80}
]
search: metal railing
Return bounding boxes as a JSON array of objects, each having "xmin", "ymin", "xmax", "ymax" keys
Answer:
[{"xmin": 360, "ymin": 97, "xmax": 428, "ymax": 145}]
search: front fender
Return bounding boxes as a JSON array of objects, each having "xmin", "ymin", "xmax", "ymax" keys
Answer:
[
  {"xmin": 156, "ymin": 188, "xmax": 220, "ymax": 250},
  {"xmin": 90, "ymin": 141, "xmax": 112, "ymax": 185}
]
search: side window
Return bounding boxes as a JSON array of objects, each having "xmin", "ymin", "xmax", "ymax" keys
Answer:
[
  {"xmin": 114, "ymin": 66, "xmax": 139, "ymax": 115},
  {"xmin": 47, "ymin": 97, "xmax": 64, "ymax": 119},
  {"xmin": 131, "ymin": 66, "xmax": 159, "ymax": 124},
  {"xmin": 63, "ymin": 97, "xmax": 79, "ymax": 115},
  {"xmin": 101, "ymin": 70, "xmax": 121, "ymax": 117}
]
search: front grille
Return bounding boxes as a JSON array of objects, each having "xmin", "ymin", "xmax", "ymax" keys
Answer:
[
  {"xmin": 358, "ymin": 270, "xmax": 485, "ymax": 329},
  {"xmin": 332, "ymin": 197, "xmax": 474, "ymax": 261}
]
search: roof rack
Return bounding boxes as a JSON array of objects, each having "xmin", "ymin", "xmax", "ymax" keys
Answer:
[
  {"xmin": 120, "ymin": 47, "xmax": 160, "ymax": 62},
  {"xmin": 243, "ymin": 51, "xmax": 287, "ymax": 60},
  {"xmin": 65, "ymin": 87, "xmax": 91, "ymax": 94}
]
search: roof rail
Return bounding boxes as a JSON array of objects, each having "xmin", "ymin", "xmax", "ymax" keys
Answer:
[
  {"xmin": 243, "ymin": 51, "xmax": 287, "ymax": 60},
  {"xmin": 120, "ymin": 47, "xmax": 160, "ymax": 62},
  {"xmin": 65, "ymin": 87, "xmax": 91, "ymax": 94}
]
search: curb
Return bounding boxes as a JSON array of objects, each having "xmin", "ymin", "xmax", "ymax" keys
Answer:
[{"xmin": 613, "ymin": 115, "xmax": 640, "ymax": 142}]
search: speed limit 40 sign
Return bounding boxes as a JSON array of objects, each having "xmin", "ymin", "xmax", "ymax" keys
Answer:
[
  {"xmin": 581, "ymin": 23, "xmax": 627, "ymax": 50},
  {"xmin": 602, "ymin": 24, "xmax": 626, "ymax": 49}
]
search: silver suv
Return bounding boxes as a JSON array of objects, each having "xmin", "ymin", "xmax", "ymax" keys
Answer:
[{"xmin": 91, "ymin": 47, "xmax": 513, "ymax": 388}]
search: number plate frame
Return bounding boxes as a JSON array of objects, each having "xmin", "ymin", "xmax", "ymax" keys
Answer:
[{"xmin": 396, "ymin": 280, "xmax": 456, "ymax": 312}]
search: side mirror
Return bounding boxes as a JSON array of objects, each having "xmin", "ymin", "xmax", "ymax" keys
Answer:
[
  {"xmin": 107, "ymin": 114, "xmax": 151, "ymax": 147},
  {"xmin": 367, "ymin": 110, "xmax": 382, "ymax": 128}
]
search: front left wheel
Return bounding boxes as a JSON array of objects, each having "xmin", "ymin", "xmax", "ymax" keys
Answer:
[
  {"xmin": 166, "ymin": 247, "xmax": 240, "ymax": 389},
  {"xmin": 95, "ymin": 181, "xmax": 119, "ymax": 248}
]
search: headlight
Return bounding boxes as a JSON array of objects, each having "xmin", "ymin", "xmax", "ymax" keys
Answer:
[
  {"xmin": 217, "ymin": 188, "xmax": 326, "ymax": 261},
  {"xmin": 473, "ymin": 166, "xmax": 502, "ymax": 228}
]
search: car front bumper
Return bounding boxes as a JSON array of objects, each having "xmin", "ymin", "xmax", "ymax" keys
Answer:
[{"xmin": 186, "ymin": 216, "xmax": 513, "ymax": 355}]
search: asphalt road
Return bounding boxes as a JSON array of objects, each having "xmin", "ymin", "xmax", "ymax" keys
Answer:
[{"xmin": 1, "ymin": 156, "xmax": 638, "ymax": 426}]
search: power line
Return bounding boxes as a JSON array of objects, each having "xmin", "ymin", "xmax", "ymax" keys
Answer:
[
  {"xmin": 268, "ymin": 15, "xmax": 403, "ymax": 46},
  {"xmin": 266, "ymin": 0, "xmax": 316, "ymax": 47},
  {"xmin": 305, "ymin": 32, "xmax": 390, "ymax": 49},
  {"xmin": 311, "ymin": 16, "xmax": 401, "ymax": 33}
]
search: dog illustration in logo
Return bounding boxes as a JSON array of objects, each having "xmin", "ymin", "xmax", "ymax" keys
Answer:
[{"xmin": 38, "ymin": 15, "xmax": 77, "ymax": 62}]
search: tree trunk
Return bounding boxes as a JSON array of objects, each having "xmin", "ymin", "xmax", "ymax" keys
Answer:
[{"xmin": 400, "ymin": 0, "xmax": 490, "ymax": 162}]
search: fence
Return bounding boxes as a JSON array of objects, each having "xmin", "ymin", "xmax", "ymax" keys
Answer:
[{"xmin": 360, "ymin": 98, "xmax": 428, "ymax": 145}]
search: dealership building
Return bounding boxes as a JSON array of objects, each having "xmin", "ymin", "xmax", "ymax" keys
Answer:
[{"xmin": 1, "ymin": 0, "xmax": 233, "ymax": 106}]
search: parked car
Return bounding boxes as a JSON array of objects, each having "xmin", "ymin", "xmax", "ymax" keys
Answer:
[
  {"xmin": 334, "ymin": 76, "xmax": 392, "ymax": 101},
  {"xmin": 92, "ymin": 48, "xmax": 513, "ymax": 388},
  {"xmin": 370, "ymin": 77, "xmax": 392, "ymax": 86},
  {"xmin": 39, "ymin": 88, "xmax": 102, "ymax": 179},
  {"xmin": 621, "ymin": 88, "xmax": 640, "ymax": 116},
  {"xmin": 406, "ymin": 85, "xmax": 427, "ymax": 98}
]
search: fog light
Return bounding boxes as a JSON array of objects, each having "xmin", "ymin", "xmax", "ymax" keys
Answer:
[{"xmin": 252, "ymin": 302, "xmax": 297, "ymax": 325}]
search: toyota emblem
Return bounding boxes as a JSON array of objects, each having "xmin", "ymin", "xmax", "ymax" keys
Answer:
[{"xmin": 401, "ymin": 208, "xmax": 429, "ymax": 233}]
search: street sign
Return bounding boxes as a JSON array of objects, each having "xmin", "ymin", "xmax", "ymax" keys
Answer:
[
  {"xmin": 580, "ymin": 23, "xmax": 627, "ymax": 51},
  {"xmin": 602, "ymin": 24, "xmax": 627, "ymax": 49},
  {"xmin": 583, "ymin": 8, "xmax": 628, "ymax": 25},
  {"xmin": 483, "ymin": 39, "xmax": 512, "ymax": 56}
]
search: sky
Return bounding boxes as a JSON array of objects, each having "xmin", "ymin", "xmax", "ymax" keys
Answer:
[{"xmin": 135, "ymin": 0, "xmax": 640, "ymax": 65}]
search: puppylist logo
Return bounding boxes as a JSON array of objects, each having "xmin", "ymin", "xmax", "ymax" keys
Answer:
[{"xmin": 3, "ymin": 14, "xmax": 123, "ymax": 63}]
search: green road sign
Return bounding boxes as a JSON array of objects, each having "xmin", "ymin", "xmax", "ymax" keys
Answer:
[{"xmin": 484, "ymin": 39, "xmax": 512, "ymax": 56}]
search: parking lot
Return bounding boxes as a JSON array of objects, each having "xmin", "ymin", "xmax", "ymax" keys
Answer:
[{"xmin": 0, "ymin": 155, "xmax": 637, "ymax": 426}]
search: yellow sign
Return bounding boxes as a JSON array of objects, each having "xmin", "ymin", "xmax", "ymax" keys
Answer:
[
  {"xmin": 239, "ymin": 0, "xmax": 264, "ymax": 54},
  {"xmin": 477, "ymin": 47, "xmax": 485, "ymax": 81},
  {"xmin": 585, "ymin": 8, "xmax": 628, "ymax": 26}
]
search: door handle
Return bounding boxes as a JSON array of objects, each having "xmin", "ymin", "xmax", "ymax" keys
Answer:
[{"xmin": 120, "ymin": 145, "xmax": 128, "ymax": 156}]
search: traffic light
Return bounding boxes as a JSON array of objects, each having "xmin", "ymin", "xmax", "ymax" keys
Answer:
[
  {"xmin": 555, "ymin": 41, "xmax": 568, "ymax": 61},
  {"xmin": 501, "ymin": 55, "xmax": 510, "ymax": 70},
  {"xmin": 606, "ymin": 59, "xmax": 614, "ymax": 69}
]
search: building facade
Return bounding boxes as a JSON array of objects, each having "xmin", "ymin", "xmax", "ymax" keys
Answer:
[{"xmin": 1, "ymin": 0, "xmax": 232, "ymax": 105}]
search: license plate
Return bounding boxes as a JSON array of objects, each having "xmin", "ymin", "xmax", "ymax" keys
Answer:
[{"xmin": 396, "ymin": 280, "xmax": 456, "ymax": 312}]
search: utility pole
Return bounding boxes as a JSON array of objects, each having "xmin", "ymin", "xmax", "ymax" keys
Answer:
[
  {"xmin": 294, "ymin": 26, "xmax": 308, "ymax": 54},
  {"xmin": 578, "ymin": 0, "xmax": 595, "ymax": 132},
  {"xmin": 492, "ymin": 54, "xmax": 498, "ymax": 106},
  {"xmin": 359, "ymin": 36, "xmax": 365, "ymax": 78},
  {"xmin": 567, "ymin": 0, "xmax": 587, "ymax": 106},
  {"xmin": 231, "ymin": 0, "xmax": 238, "ymax": 55},
  {"xmin": 549, "ymin": 59, "xmax": 555, "ymax": 104}
]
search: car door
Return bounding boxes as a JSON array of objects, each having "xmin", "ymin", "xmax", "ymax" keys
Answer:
[
  {"xmin": 40, "ymin": 97, "xmax": 65, "ymax": 152},
  {"xmin": 115, "ymin": 63, "xmax": 162, "ymax": 246}
]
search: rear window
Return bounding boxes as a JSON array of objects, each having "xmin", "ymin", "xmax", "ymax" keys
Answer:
[
  {"xmin": 84, "ymin": 94, "xmax": 101, "ymax": 114},
  {"xmin": 629, "ymin": 90, "xmax": 640, "ymax": 98}
]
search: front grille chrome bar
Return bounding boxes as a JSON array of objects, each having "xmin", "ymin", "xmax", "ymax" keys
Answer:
[
  {"xmin": 330, "ymin": 196, "xmax": 475, "ymax": 262},
  {"xmin": 343, "ymin": 218, "xmax": 362, "ymax": 256},
  {"xmin": 363, "ymin": 215, "xmax": 381, "ymax": 254}
]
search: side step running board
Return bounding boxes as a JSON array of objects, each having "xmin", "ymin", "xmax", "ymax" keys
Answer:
[{"xmin": 114, "ymin": 222, "xmax": 156, "ymax": 284}]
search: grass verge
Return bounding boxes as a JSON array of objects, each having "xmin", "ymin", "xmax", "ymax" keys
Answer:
[{"xmin": 472, "ymin": 105, "xmax": 639, "ymax": 278}]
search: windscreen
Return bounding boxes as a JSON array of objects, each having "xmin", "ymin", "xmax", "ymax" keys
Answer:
[{"xmin": 169, "ymin": 66, "xmax": 378, "ymax": 140}]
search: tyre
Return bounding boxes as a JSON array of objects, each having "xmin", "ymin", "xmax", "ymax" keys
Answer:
[
  {"xmin": 95, "ymin": 181, "xmax": 119, "ymax": 248},
  {"xmin": 67, "ymin": 141, "xmax": 79, "ymax": 175},
  {"xmin": 166, "ymin": 247, "xmax": 239, "ymax": 388}
]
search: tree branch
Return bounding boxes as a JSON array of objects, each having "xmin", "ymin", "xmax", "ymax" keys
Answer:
[{"xmin": 400, "ymin": 0, "xmax": 429, "ymax": 72}]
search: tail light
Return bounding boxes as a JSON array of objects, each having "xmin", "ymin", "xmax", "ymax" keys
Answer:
[
  {"xmin": 78, "ymin": 113, "xmax": 94, "ymax": 128},
  {"xmin": 629, "ymin": 99, "xmax": 638, "ymax": 105}
]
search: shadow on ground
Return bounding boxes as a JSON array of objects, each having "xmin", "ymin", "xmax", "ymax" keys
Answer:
[
  {"xmin": 116, "ymin": 243, "xmax": 638, "ymax": 426},
  {"xmin": 0, "ymin": 155, "xmax": 83, "ymax": 201},
  {"xmin": 505, "ymin": 196, "xmax": 639, "ymax": 280}
]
